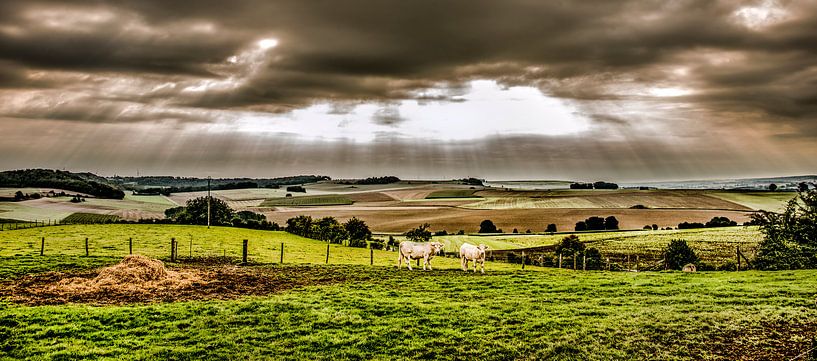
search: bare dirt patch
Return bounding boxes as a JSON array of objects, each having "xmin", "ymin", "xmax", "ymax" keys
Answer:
[{"xmin": 0, "ymin": 256, "xmax": 373, "ymax": 305}]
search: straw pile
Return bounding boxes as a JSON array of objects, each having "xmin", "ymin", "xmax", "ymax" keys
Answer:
[{"xmin": 50, "ymin": 255, "xmax": 200, "ymax": 295}]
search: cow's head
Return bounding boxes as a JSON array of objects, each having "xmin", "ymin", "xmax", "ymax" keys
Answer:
[
  {"xmin": 477, "ymin": 244, "xmax": 488, "ymax": 256},
  {"xmin": 431, "ymin": 242, "xmax": 445, "ymax": 254}
]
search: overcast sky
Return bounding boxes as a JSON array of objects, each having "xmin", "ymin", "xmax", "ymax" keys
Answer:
[{"xmin": 1, "ymin": 0, "xmax": 816, "ymax": 181}]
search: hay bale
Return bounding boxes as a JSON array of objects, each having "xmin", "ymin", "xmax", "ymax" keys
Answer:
[
  {"xmin": 682, "ymin": 263, "xmax": 697, "ymax": 272},
  {"xmin": 50, "ymin": 255, "xmax": 200, "ymax": 297},
  {"xmin": 95, "ymin": 255, "xmax": 168, "ymax": 285}
]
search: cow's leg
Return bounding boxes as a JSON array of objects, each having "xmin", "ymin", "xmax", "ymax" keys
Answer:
[
  {"xmin": 422, "ymin": 255, "xmax": 428, "ymax": 271},
  {"xmin": 407, "ymin": 255, "xmax": 413, "ymax": 271},
  {"xmin": 397, "ymin": 252, "xmax": 402, "ymax": 269},
  {"xmin": 480, "ymin": 259, "xmax": 485, "ymax": 274},
  {"xmin": 473, "ymin": 260, "xmax": 478, "ymax": 273},
  {"xmin": 427, "ymin": 256, "xmax": 433, "ymax": 271},
  {"xmin": 461, "ymin": 256, "xmax": 467, "ymax": 271}
]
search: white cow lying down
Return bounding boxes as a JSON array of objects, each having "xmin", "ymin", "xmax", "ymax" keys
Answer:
[
  {"xmin": 460, "ymin": 243, "xmax": 488, "ymax": 273},
  {"xmin": 397, "ymin": 241, "xmax": 444, "ymax": 270}
]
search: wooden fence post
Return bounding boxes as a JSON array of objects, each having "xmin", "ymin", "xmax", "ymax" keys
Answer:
[
  {"xmin": 171, "ymin": 238, "xmax": 176, "ymax": 262},
  {"xmin": 280, "ymin": 243, "xmax": 284, "ymax": 263},
  {"xmin": 129, "ymin": 237, "xmax": 133, "ymax": 255},
  {"xmin": 558, "ymin": 253, "xmax": 562, "ymax": 268},
  {"xmin": 627, "ymin": 254, "xmax": 631, "ymax": 271},
  {"xmin": 573, "ymin": 255, "xmax": 577, "ymax": 270},
  {"xmin": 242, "ymin": 239, "xmax": 248, "ymax": 264},
  {"xmin": 370, "ymin": 247, "xmax": 374, "ymax": 266},
  {"xmin": 85, "ymin": 237, "xmax": 89, "ymax": 257},
  {"xmin": 40, "ymin": 237, "xmax": 44, "ymax": 256},
  {"xmin": 522, "ymin": 251, "xmax": 526, "ymax": 270},
  {"xmin": 325, "ymin": 244, "xmax": 330, "ymax": 264},
  {"xmin": 606, "ymin": 257, "xmax": 610, "ymax": 271},
  {"xmin": 635, "ymin": 255, "xmax": 639, "ymax": 272},
  {"xmin": 737, "ymin": 245, "xmax": 741, "ymax": 271},
  {"xmin": 583, "ymin": 254, "xmax": 587, "ymax": 271}
]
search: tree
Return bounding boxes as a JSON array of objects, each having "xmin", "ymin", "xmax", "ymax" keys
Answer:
[
  {"xmin": 575, "ymin": 221, "xmax": 587, "ymax": 231},
  {"xmin": 183, "ymin": 196, "xmax": 234, "ymax": 226},
  {"xmin": 752, "ymin": 188, "xmax": 817, "ymax": 270},
  {"xmin": 405, "ymin": 223, "xmax": 432, "ymax": 243},
  {"xmin": 512, "ymin": 228, "xmax": 518, "ymax": 234},
  {"xmin": 769, "ymin": 183, "xmax": 778, "ymax": 191},
  {"xmin": 705, "ymin": 216, "xmax": 737, "ymax": 228},
  {"xmin": 584, "ymin": 248, "xmax": 603, "ymax": 270},
  {"xmin": 604, "ymin": 216, "xmax": 619, "ymax": 230},
  {"xmin": 652, "ymin": 224, "xmax": 658, "ymax": 230},
  {"xmin": 344, "ymin": 217, "xmax": 371, "ymax": 247},
  {"xmin": 13, "ymin": 191, "xmax": 24, "ymax": 201},
  {"xmin": 479, "ymin": 219, "xmax": 498, "ymax": 233},
  {"xmin": 798, "ymin": 182, "xmax": 810, "ymax": 192},
  {"xmin": 664, "ymin": 239, "xmax": 699, "ymax": 270},
  {"xmin": 585, "ymin": 216, "xmax": 605, "ymax": 231},
  {"xmin": 555, "ymin": 235, "xmax": 585, "ymax": 256},
  {"xmin": 313, "ymin": 217, "xmax": 348, "ymax": 244},
  {"xmin": 286, "ymin": 215, "xmax": 313, "ymax": 238},
  {"xmin": 546, "ymin": 223, "xmax": 557, "ymax": 233}
]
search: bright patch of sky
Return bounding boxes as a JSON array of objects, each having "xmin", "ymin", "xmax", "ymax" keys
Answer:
[{"xmin": 221, "ymin": 80, "xmax": 591, "ymax": 142}]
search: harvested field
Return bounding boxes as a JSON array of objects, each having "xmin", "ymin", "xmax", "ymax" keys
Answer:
[
  {"xmin": 62, "ymin": 212, "xmax": 120, "ymax": 224},
  {"xmin": 709, "ymin": 191, "xmax": 796, "ymax": 212},
  {"xmin": 260, "ymin": 194, "xmax": 354, "ymax": 207},
  {"xmin": 0, "ymin": 257, "xmax": 373, "ymax": 305},
  {"xmin": 426, "ymin": 189, "xmax": 479, "ymax": 199},
  {"xmin": 263, "ymin": 207, "xmax": 754, "ymax": 233},
  {"xmin": 381, "ymin": 187, "xmax": 437, "ymax": 200},
  {"xmin": 345, "ymin": 192, "xmax": 396, "ymax": 203},
  {"xmin": 466, "ymin": 190, "xmax": 753, "ymax": 210}
]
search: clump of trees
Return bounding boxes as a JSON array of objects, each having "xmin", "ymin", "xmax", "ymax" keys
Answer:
[
  {"xmin": 545, "ymin": 223, "xmax": 557, "ymax": 233},
  {"xmin": 284, "ymin": 215, "xmax": 372, "ymax": 248},
  {"xmin": 575, "ymin": 216, "xmax": 619, "ymax": 231},
  {"xmin": 286, "ymin": 185, "xmax": 306, "ymax": 193},
  {"xmin": 405, "ymin": 223, "xmax": 432, "ymax": 243},
  {"xmin": 164, "ymin": 196, "xmax": 278, "ymax": 230},
  {"xmin": 569, "ymin": 181, "xmax": 619, "ymax": 190},
  {"xmin": 0, "ymin": 169, "xmax": 125, "ymax": 199},
  {"xmin": 664, "ymin": 239, "xmax": 699, "ymax": 270},
  {"xmin": 678, "ymin": 216, "xmax": 738, "ymax": 229},
  {"xmin": 353, "ymin": 176, "xmax": 401, "ymax": 185},
  {"xmin": 752, "ymin": 188, "xmax": 817, "ymax": 270}
]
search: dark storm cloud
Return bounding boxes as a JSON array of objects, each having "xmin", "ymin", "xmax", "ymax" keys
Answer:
[{"xmin": 1, "ymin": 0, "xmax": 817, "ymax": 179}]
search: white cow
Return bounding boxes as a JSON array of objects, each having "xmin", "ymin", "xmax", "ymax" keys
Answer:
[
  {"xmin": 460, "ymin": 243, "xmax": 488, "ymax": 273},
  {"xmin": 397, "ymin": 241, "xmax": 444, "ymax": 270}
]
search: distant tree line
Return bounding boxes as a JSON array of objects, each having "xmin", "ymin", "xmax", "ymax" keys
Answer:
[
  {"xmin": 570, "ymin": 181, "xmax": 619, "ymax": 190},
  {"xmin": 337, "ymin": 176, "xmax": 401, "ymax": 185},
  {"xmin": 677, "ymin": 216, "xmax": 738, "ymax": 229},
  {"xmin": 0, "ymin": 169, "xmax": 125, "ymax": 199},
  {"xmin": 457, "ymin": 178, "xmax": 485, "ymax": 186},
  {"xmin": 113, "ymin": 175, "xmax": 330, "ymax": 194}
]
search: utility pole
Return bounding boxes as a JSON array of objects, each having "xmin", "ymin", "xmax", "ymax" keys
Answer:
[{"xmin": 207, "ymin": 176, "xmax": 211, "ymax": 229}]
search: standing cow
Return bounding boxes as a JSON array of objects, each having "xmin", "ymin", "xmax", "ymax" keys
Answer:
[
  {"xmin": 397, "ymin": 241, "xmax": 444, "ymax": 270},
  {"xmin": 460, "ymin": 243, "xmax": 488, "ymax": 273}
]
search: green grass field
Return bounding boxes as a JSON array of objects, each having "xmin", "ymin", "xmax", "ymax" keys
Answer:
[
  {"xmin": 0, "ymin": 202, "xmax": 73, "ymax": 222},
  {"xmin": 1, "ymin": 265, "xmax": 815, "ymax": 359},
  {"xmin": 425, "ymin": 189, "xmax": 479, "ymax": 199},
  {"xmin": 0, "ymin": 224, "xmax": 523, "ymax": 271},
  {"xmin": 259, "ymin": 195, "xmax": 354, "ymax": 207},
  {"xmin": 0, "ymin": 224, "xmax": 815, "ymax": 359}
]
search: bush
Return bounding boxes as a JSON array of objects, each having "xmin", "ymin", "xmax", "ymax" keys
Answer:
[
  {"xmin": 664, "ymin": 239, "xmax": 699, "ymax": 270},
  {"xmin": 555, "ymin": 235, "xmax": 585, "ymax": 256},
  {"xmin": 479, "ymin": 219, "xmax": 498, "ymax": 233},
  {"xmin": 705, "ymin": 216, "xmax": 737, "ymax": 228},
  {"xmin": 604, "ymin": 216, "xmax": 619, "ymax": 230},
  {"xmin": 286, "ymin": 185, "xmax": 306, "ymax": 193},
  {"xmin": 753, "ymin": 188, "xmax": 817, "ymax": 270},
  {"xmin": 584, "ymin": 248, "xmax": 603, "ymax": 270},
  {"xmin": 575, "ymin": 221, "xmax": 587, "ymax": 231},
  {"xmin": 546, "ymin": 223, "xmax": 557, "ymax": 233}
]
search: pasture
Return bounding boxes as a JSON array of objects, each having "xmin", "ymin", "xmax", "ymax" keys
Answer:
[{"xmin": 0, "ymin": 224, "xmax": 814, "ymax": 360}]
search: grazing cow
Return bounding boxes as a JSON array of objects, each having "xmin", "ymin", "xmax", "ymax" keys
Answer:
[
  {"xmin": 460, "ymin": 243, "xmax": 488, "ymax": 273},
  {"xmin": 397, "ymin": 241, "xmax": 444, "ymax": 270}
]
